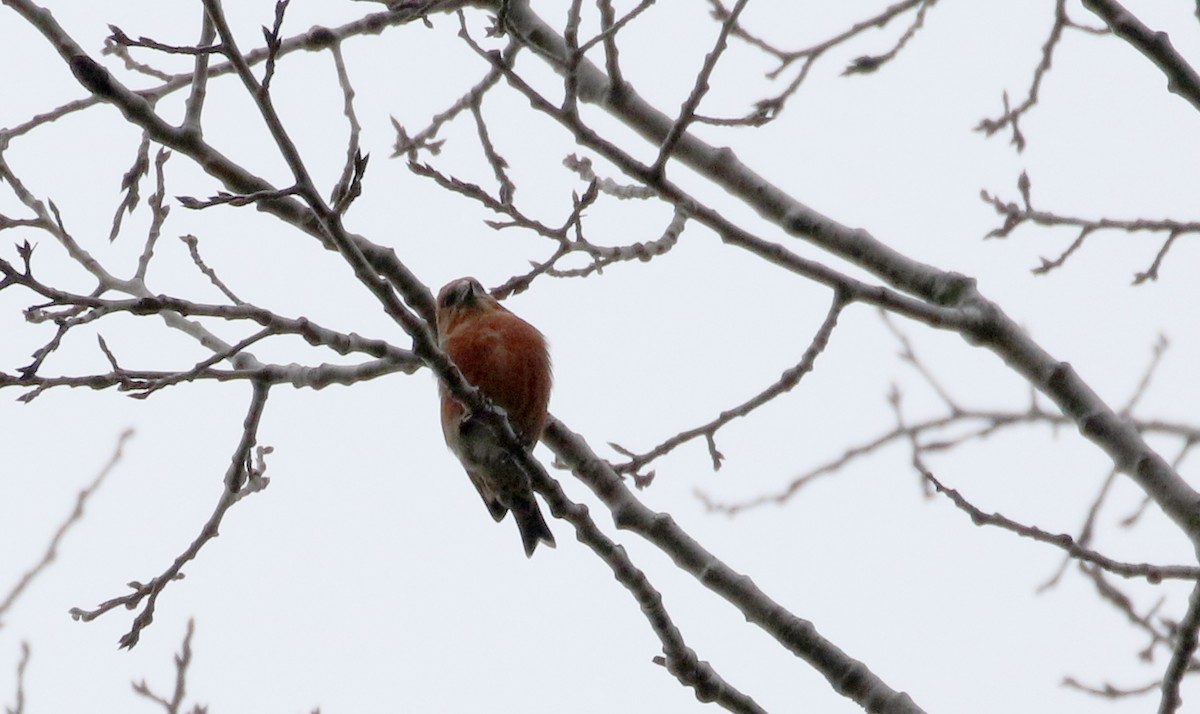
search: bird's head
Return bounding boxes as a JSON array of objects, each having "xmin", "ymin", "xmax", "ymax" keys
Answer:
[{"xmin": 436, "ymin": 277, "xmax": 501, "ymax": 338}]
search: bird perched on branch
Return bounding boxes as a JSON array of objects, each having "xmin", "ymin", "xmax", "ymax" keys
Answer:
[{"xmin": 435, "ymin": 277, "xmax": 556, "ymax": 557}]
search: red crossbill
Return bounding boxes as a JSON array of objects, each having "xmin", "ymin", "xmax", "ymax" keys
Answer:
[{"xmin": 435, "ymin": 277, "xmax": 555, "ymax": 557}]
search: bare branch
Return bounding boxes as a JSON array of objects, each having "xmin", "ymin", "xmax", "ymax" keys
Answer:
[
  {"xmin": 1081, "ymin": 0, "xmax": 1200, "ymax": 114},
  {"xmin": 182, "ymin": 12, "xmax": 216, "ymax": 136},
  {"xmin": 545, "ymin": 419, "xmax": 928, "ymax": 714},
  {"xmin": 480, "ymin": 6, "xmax": 1200, "ymax": 553},
  {"xmin": 586, "ymin": 0, "xmax": 658, "ymax": 90},
  {"xmin": 469, "ymin": 91, "xmax": 515, "ymax": 204},
  {"xmin": 528, "ymin": 461, "xmax": 767, "ymax": 713},
  {"xmin": 134, "ymin": 148, "xmax": 172, "ymax": 281},
  {"xmin": 1159, "ymin": 580, "xmax": 1200, "ymax": 713},
  {"xmin": 560, "ymin": 0, "xmax": 585, "ymax": 121},
  {"xmin": 651, "ymin": 0, "xmax": 748, "ymax": 175},
  {"xmin": 458, "ymin": 18, "xmax": 969, "ymax": 329},
  {"xmin": 919, "ymin": 467, "xmax": 1199, "ymax": 583},
  {"xmin": 0, "ymin": 258, "xmax": 418, "ymax": 372},
  {"xmin": 390, "ymin": 62, "xmax": 507, "ymax": 160},
  {"xmin": 260, "ymin": 0, "xmax": 292, "ymax": 95},
  {"xmin": 880, "ymin": 310, "xmax": 963, "ymax": 414},
  {"xmin": 701, "ymin": 402, "xmax": 1200, "ymax": 518},
  {"xmin": 974, "ymin": 0, "xmax": 1074, "ymax": 150},
  {"xmin": 544, "ymin": 206, "xmax": 685, "ymax": 280},
  {"xmin": 107, "ymin": 24, "xmax": 222, "ymax": 56},
  {"xmin": 615, "ymin": 291, "xmax": 847, "ymax": 480},
  {"xmin": 107, "ymin": 133, "xmax": 152, "ymax": 242},
  {"xmin": 129, "ymin": 328, "xmax": 273, "ymax": 399},
  {"xmin": 5, "ymin": 2, "xmax": 1200, "ymax": 709},
  {"xmin": 1062, "ymin": 676, "xmax": 1162, "ymax": 699},
  {"xmin": 1081, "ymin": 564, "xmax": 1178, "ymax": 657},
  {"xmin": 328, "ymin": 39, "xmax": 367, "ymax": 214},
  {"xmin": 1133, "ymin": 230, "xmax": 1182, "ymax": 285},
  {"xmin": 842, "ymin": 0, "xmax": 934, "ymax": 76},
  {"xmin": 1037, "ymin": 467, "xmax": 1120, "ymax": 594},
  {"xmin": 562, "ymin": 153, "xmax": 655, "ymax": 199},
  {"xmin": 981, "ymin": 174, "xmax": 1200, "ymax": 281},
  {"xmin": 1122, "ymin": 334, "xmax": 1169, "ymax": 416},
  {"xmin": 3, "ymin": 6, "xmax": 449, "ymax": 144},
  {"xmin": 708, "ymin": 0, "xmax": 937, "ymax": 123},
  {"xmin": 131, "ymin": 619, "xmax": 198, "ymax": 714},
  {"xmin": 178, "ymin": 234, "xmax": 244, "ymax": 305},
  {"xmin": 176, "ymin": 186, "xmax": 302, "ymax": 210},
  {"xmin": 0, "ymin": 429, "xmax": 132, "ymax": 624},
  {"xmin": 70, "ymin": 383, "xmax": 271, "ymax": 648},
  {"xmin": 5, "ymin": 642, "xmax": 29, "ymax": 714}
]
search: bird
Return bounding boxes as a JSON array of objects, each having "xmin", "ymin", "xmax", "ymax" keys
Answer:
[{"xmin": 435, "ymin": 277, "xmax": 556, "ymax": 557}]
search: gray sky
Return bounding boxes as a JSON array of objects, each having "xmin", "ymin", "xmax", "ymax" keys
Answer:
[{"xmin": 2, "ymin": 1, "xmax": 1199, "ymax": 712}]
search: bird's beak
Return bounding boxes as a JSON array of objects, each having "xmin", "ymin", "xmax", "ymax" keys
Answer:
[{"xmin": 452, "ymin": 280, "xmax": 476, "ymax": 306}]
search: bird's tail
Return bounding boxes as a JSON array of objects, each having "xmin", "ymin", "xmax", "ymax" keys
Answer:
[{"xmin": 513, "ymin": 497, "xmax": 556, "ymax": 557}]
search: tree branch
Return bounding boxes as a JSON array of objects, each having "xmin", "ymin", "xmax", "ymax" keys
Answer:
[
  {"xmin": 544, "ymin": 418, "xmax": 928, "ymax": 714},
  {"xmin": 1081, "ymin": 0, "xmax": 1200, "ymax": 113}
]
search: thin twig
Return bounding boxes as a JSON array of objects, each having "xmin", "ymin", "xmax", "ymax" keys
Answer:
[
  {"xmin": 1158, "ymin": 580, "xmax": 1200, "ymax": 713},
  {"xmin": 178, "ymin": 234, "xmax": 244, "ymax": 305},
  {"xmin": 528, "ymin": 462, "xmax": 767, "ymax": 713},
  {"xmin": 6, "ymin": 642, "xmax": 30, "ymax": 714},
  {"xmin": 0, "ymin": 429, "xmax": 133, "ymax": 623},
  {"xmin": 108, "ymin": 133, "xmax": 152, "ymax": 243},
  {"xmin": 920, "ymin": 468, "xmax": 1199, "ymax": 583},
  {"xmin": 134, "ymin": 148, "xmax": 172, "ymax": 281},
  {"xmin": 328, "ymin": 39, "xmax": 366, "ymax": 214},
  {"xmin": 975, "ymin": 0, "xmax": 1072, "ymax": 150},
  {"xmin": 615, "ymin": 291, "xmax": 846, "ymax": 481},
  {"xmin": 651, "ymin": 0, "xmax": 748, "ymax": 176},
  {"xmin": 708, "ymin": 0, "xmax": 936, "ymax": 123},
  {"xmin": 70, "ymin": 384, "xmax": 271, "ymax": 648},
  {"xmin": 981, "ymin": 174, "xmax": 1200, "ymax": 280},
  {"xmin": 131, "ymin": 619, "xmax": 198, "ymax": 714},
  {"xmin": 546, "ymin": 418, "xmax": 928, "ymax": 714},
  {"xmin": 1082, "ymin": 0, "xmax": 1200, "ymax": 113},
  {"xmin": 182, "ymin": 12, "xmax": 216, "ymax": 136}
]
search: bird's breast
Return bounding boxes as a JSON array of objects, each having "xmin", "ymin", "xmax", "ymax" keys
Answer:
[{"xmin": 441, "ymin": 311, "xmax": 551, "ymax": 446}]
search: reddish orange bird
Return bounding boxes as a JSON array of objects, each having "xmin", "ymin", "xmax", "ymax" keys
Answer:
[{"xmin": 435, "ymin": 277, "xmax": 555, "ymax": 557}]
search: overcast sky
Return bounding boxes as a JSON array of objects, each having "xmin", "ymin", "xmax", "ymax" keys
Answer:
[{"xmin": 2, "ymin": 1, "xmax": 1200, "ymax": 712}]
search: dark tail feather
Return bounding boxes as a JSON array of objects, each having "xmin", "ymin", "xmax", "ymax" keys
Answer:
[
  {"xmin": 467, "ymin": 470, "xmax": 509, "ymax": 523},
  {"xmin": 513, "ymin": 498, "xmax": 556, "ymax": 557}
]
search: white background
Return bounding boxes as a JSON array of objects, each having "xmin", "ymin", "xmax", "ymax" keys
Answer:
[{"xmin": 2, "ymin": 1, "xmax": 1199, "ymax": 712}]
